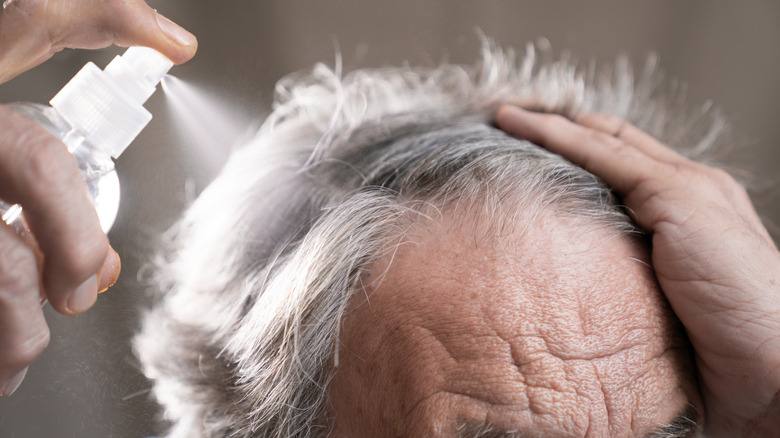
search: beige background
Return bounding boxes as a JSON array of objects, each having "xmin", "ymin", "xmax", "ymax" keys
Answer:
[{"xmin": 0, "ymin": 1, "xmax": 778, "ymax": 437}]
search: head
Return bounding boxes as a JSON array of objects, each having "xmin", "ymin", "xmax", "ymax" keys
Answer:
[{"xmin": 135, "ymin": 39, "xmax": 727, "ymax": 437}]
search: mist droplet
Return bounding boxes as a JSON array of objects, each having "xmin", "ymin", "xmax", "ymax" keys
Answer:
[{"xmin": 161, "ymin": 76, "xmax": 248, "ymax": 177}]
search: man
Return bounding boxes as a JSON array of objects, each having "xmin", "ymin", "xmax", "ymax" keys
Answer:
[{"xmin": 135, "ymin": 41, "xmax": 780, "ymax": 437}]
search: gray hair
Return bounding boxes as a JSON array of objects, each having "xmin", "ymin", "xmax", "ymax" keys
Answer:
[{"xmin": 134, "ymin": 38, "xmax": 725, "ymax": 437}]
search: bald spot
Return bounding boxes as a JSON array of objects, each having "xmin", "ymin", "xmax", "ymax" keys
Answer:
[{"xmin": 327, "ymin": 209, "xmax": 699, "ymax": 437}]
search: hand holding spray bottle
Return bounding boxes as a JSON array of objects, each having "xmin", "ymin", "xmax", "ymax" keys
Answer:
[
  {"xmin": 0, "ymin": 0, "xmax": 196, "ymax": 399},
  {"xmin": 1, "ymin": 47, "xmax": 174, "ymax": 234}
]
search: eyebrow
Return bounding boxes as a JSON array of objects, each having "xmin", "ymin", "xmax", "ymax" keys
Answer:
[
  {"xmin": 458, "ymin": 405, "xmax": 700, "ymax": 438},
  {"xmin": 644, "ymin": 404, "xmax": 700, "ymax": 438}
]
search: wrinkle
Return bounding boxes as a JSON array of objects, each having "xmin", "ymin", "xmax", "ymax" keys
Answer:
[
  {"xmin": 330, "ymin": 211, "xmax": 697, "ymax": 436},
  {"xmin": 401, "ymin": 389, "xmax": 491, "ymax": 436},
  {"xmin": 587, "ymin": 360, "xmax": 610, "ymax": 436}
]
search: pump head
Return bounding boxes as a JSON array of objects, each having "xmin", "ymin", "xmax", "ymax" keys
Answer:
[{"xmin": 49, "ymin": 47, "xmax": 174, "ymax": 159}]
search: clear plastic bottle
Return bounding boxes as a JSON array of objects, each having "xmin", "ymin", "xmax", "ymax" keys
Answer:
[{"xmin": 0, "ymin": 47, "xmax": 174, "ymax": 233}]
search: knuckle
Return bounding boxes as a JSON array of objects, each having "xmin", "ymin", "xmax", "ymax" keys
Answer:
[
  {"xmin": 60, "ymin": 232, "xmax": 108, "ymax": 277},
  {"xmin": 23, "ymin": 137, "xmax": 79, "ymax": 198},
  {"xmin": 691, "ymin": 164, "xmax": 747, "ymax": 194},
  {"xmin": 588, "ymin": 129, "xmax": 616, "ymax": 145},
  {"xmin": 721, "ymin": 176, "xmax": 752, "ymax": 203},
  {"xmin": 0, "ymin": 241, "xmax": 39, "ymax": 294},
  {"xmin": 589, "ymin": 129, "xmax": 632, "ymax": 156},
  {"xmin": 3, "ymin": 326, "xmax": 50, "ymax": 369},
  {"xmin": 623, "ymin": 120, "xmax": 639, "ymax": 131},
  {"xmin": 600, "ymin": 113, "xmax": 623, "ymax": 125},
  {"xmin": 709, "ymin": 167, "xmax": 740, "ymax": 186},
  {"xmin": 100, "ymin": 0, "xmax": 143, "ymax": 27},
  {"xmin": 598, "ymin": 113, "xmax": 626, "ymax": 131},
  {"xmin": 628, "ymin": 165, "xmax": 658, "ymax": 193},
  {"xmin": 732, "ymin": 183, "xmax": 751, "ymax": 202}
]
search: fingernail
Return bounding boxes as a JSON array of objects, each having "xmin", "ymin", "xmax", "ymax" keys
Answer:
[
  {"xmin": 1, "ymin": 367, "xmax": 28, "ymax": 397},
  {"xmin": 66, "ymin": 275, "xmax": 97, "ymax": 315},
  {"xmin": 156, "ymin": 13, "xmax": 197, "ymax": 48},
  {"xmin": 97, "ymin": 249, "xmax": 121, "ymax": 294}
]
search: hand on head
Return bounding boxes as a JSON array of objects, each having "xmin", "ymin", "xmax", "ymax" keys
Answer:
[
  {"xmin": 497, "ymin": 105, "xmax": 780, "ymax": 437},
  {"xmin": 0, "ymin": 0, "xmax": 196, "ymax": 397}
]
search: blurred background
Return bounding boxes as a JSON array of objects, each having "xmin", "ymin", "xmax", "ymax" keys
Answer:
[{"xmin": 1, "ymin": 1, "xmax": 778, "ymax": 436}]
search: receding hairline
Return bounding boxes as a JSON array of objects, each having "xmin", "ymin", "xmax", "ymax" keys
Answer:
[
  {"xmin": 135, "ymin": 37, "xmax": 725, "ymax": 436},
  {"xmin": 338, "ymin": 201, "xmax": 694, "ymax": 437}
]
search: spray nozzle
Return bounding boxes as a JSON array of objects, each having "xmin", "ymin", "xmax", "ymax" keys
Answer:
[
  {"xmin": 50, "ymin": 47, "xmax": 174, "ymax": 159},
  {"xmin": 104, "ymin": 47, "xmax": 174, "ymax": 104}
]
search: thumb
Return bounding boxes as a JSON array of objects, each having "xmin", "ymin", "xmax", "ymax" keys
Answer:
[
  {"xmin": 0, "ymin": 0, "xmax": 197, "ymax": 84},
  {"xmin": 107, "ymin": 6, "xmax": 197, "ymax": 65}
]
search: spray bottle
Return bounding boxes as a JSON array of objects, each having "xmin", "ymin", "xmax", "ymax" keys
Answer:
[{"xmin": 0, "ymin": 47, "xmax": 174, "ymax": 233}]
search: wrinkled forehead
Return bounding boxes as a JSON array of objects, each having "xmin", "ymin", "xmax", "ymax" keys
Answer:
[{"xmin": 332, "ymin": 210, "xmax": 697, "ymax": 436}]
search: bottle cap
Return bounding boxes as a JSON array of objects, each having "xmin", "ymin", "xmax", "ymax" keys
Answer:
[{"xmin": 50, "ymin": 47, "xmax": 174, "ymax": 159}]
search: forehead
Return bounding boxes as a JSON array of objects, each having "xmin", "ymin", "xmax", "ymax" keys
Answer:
[{"xmin": 329, "ymin": 211, "xmax": 697, "ymax": 436}]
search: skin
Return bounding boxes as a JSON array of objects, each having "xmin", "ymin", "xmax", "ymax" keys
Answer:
[
  {"xmin": 329, "ymin": 107, "xmax": 780, "ymax": 436},
  {"xmin": 0, "ymin": 0, "xmax": 196, "ymax": 397},
  {"xmin": 329, "ymin": 210, "xmax": 700, "ymax": 437},
  {"xmin": 495, "ymin": 107, "xmax": 780, "ymax": 437}
]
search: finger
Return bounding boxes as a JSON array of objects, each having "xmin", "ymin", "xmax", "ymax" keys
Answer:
[
  {"xmin": 0, "ymin": 0, "xmax": 56, "ymax": 83},
  {"xmin": 98, "ymin": 247, "xmax": 121, "ymax": 294},
  {"xmin": 0, "ymin": 222, "xmax": 50, "ymax": 397},
  {"xmin": 45, "ymin": 0, "xmax": 198, "ymax": 64},
  {"xmin": 91, "ymin": 2, "xmax": 198, "ymax": 64},
  {"xmin": 0, "ymin": 106, "xmax": 108, "ymax": 315},
  {"xmin": 17, "ymin": 221, "xmax": 121, "ymax": 296},
  {"xmin": 573, "ymin": 113, "xmax": 686, "ymax": 164},
  {"xmin": 496, "ymin": 105, "xmax": 663, "ymax": 195},
  {"xmin": 572, "ymin": 112, "xmax": 774, "ymax": 246},
  {"xmin": 0, "ymin": 0, "xmax": 197, "ymax": 83}
]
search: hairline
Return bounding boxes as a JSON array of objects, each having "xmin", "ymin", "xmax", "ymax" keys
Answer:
[{"xmin": 134, "ymin": 36, "xmax": 728, "ymax": 437}]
